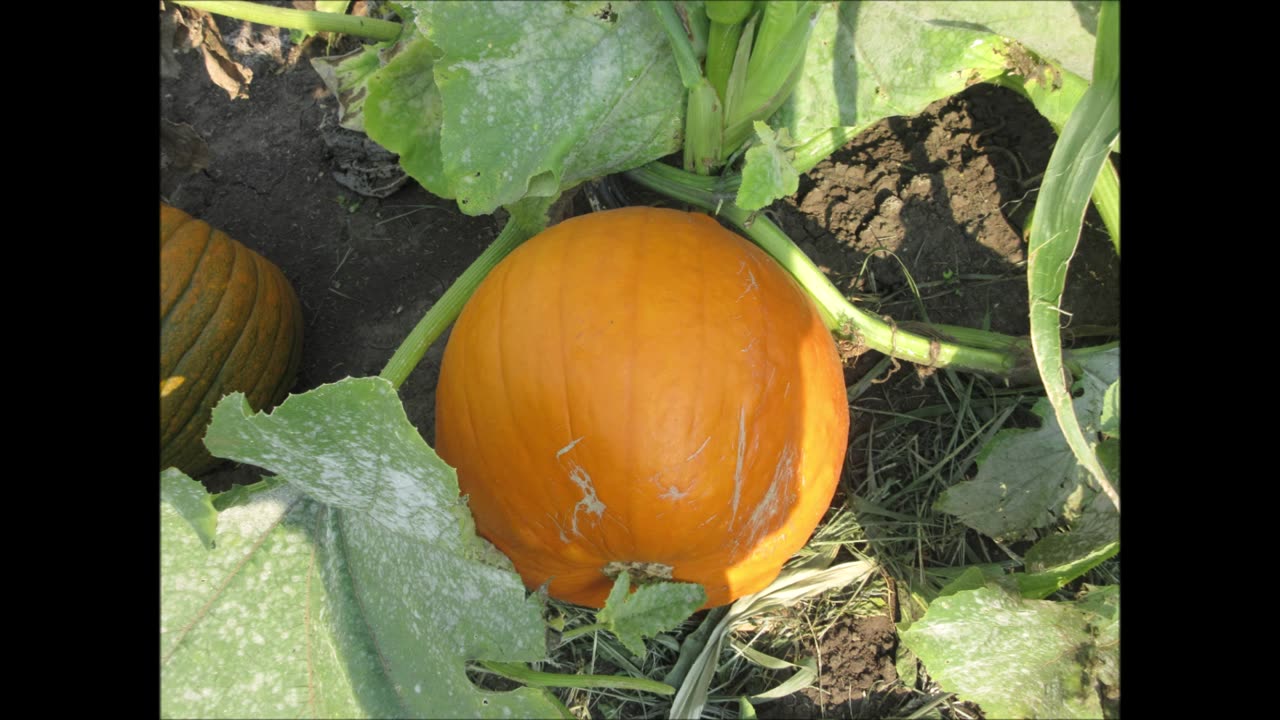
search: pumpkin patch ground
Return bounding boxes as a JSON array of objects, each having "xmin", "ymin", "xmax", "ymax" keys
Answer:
[{"xmin": 161, "ymin": 11, "xmax": 1118, "ymax": 719}]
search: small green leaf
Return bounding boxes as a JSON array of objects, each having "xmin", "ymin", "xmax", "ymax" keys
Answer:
[
  {"xmin": 739, "ymin": 696, "xmax": 758, "ymax": 719},
  {"xmin": 900, "ymin": 583, "xmax": 1106, "ymax": 718},
  {"xmin": 1100, "ymin": 378, "xmax": 1120, "ymax": 438},
  {"xmin": 737, "ymin": 121, "xmax": 799, "ymax": 211},
  {"xmin": 161, "ymin": 467, "xmax": 218, "ymax": 550},
  {"xmin": 597, "ymin": 571, "xmax": 706, "ymax": 657}
]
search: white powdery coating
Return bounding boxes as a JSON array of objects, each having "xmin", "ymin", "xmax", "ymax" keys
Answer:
[
  {"xmin": 336, "ymin": 511, "xmax": 556, "ymax": 716},
  {"xmin": 214, "ymin": 380, "xmax": 463, "ymax": 548},
  {"xmin": 566, "ymin": 462, "xmax": 606, "ymax": 537},
  {"xmin": 744, "ymin": 444, "xmax": 797, "ymax": 546},
  {"xmin": 161, "ymin": 489, "xmax": 327, "ymax": 718},
  {"xmin": 556, "ymin": 436, "xmax": 585, "ymax": 459},
  {"xmin": 904, "ymin": 586, "xmax": 1098, "ymax": 717},
  {"xmin": 424, "ymin": 0, "xmax": 681, "ymax": 210},
  {"xmin": 660, "ymin": 485, "xmax": 689, "ymax": 501},
  {"xmin": 218, "ymin": 484, "xmax": 295, "ymax": 539},
  {"xmin": 730, "ymin": 407, "xmax": 746, "ymax": 527}
]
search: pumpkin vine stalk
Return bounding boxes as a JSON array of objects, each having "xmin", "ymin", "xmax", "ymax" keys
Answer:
[
  {"xmin": 379, "ymin": 212, "xmax": 544, "ymax": 389},
  {"xmin": 625, "ymin": 161, "xmax": 1038, "ymax": 380},
  {"xmin": 172, "ymin": 1, "xmax": 404, "ymax": 42}
]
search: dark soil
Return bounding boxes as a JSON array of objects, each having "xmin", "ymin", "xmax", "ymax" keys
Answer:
[
  {"xmin": 160, "ymin": 4, "xmax": 1118, "ymax": 718},
  {"xmin": 769, "ymin": 615, "xmax": 906, "ymax": 719}
]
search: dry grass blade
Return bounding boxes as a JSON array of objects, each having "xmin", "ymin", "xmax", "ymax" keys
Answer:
[{"xmin": 670, "ymin": 560, "xmax": 878, "ymax": 719}]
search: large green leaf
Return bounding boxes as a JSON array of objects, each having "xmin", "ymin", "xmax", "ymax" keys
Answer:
[
  {"xmin": 161, "ymin": 377, "xmax": 566, "ymax": 719},
  {"xmin": 1016, "ymin": 483, "xmax": 1119, "ymax": 598},
  {"xmin": 404, "ymin": 1, "xmax": 684, "ymax": 215},
  {"xmin": 1016, "ymin": 438, "xmax": 1119, "ymax": 598},
  {"xmin": 906, "ymin": 1, "xmax": 1099, "ymax": 79},
  {"xmin": 900, "ymin": 583, "xmax": 1113, "ymax": 718},
  {"xmin": 1075, "ymin": 585, "xmax": 1119, "ymax": 690},
  {"xmin": 779, "ymin": 1, "xmax": 1098, "ymax": 175},
  {"xmin": 161, "ymin": 485, "xmax": 400, "ymax": 718}
]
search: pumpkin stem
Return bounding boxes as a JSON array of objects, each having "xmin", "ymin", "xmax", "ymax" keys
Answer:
[{"xmin": 380, "ymin": 206, "xmax": 547, "ymax": 389}]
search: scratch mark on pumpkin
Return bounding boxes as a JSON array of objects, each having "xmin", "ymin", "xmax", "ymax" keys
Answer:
[
  {"xmin": 741, "ymin": 337, "xmax": 757, "ymax": 353},
  {"xmin": 730, "ymin": 406, "xmax": 746, "ymax": 527},
  {"xmin": 567, "ymin": 461, "xmax": 605, "ymax": 537},
  {"xmin": 746, "ymin": 444, "xmax": 795, "ymax": 543},
  {"xmin": 548, "ymin": 513, "xmax": 571, "ymax": 543},
  {"xmin": 556, "ymin": 436, "xmax": 584, "ymax": 459},
  {"xmin": 660, "ymin": 485, "xmax": 688, "ymax": 501},
  {"xmin": 737, "ymin": 261, "xmax": 759, "ymax": 300},
  {"xmin": 686, "ymin": 435, "xmax": 711, "ymax": 462}
]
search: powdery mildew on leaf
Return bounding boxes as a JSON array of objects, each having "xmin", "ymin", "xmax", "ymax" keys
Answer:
[
  {"xmin": 416, "ymin": 1, "xmax": 684, "ymax": 214},
  {"xmin": 900, "ymin": 584, "xmax": 1105, "ymax": 718},
  {"xmin": 204, "ymin": 380, "xmax": 464, "ymax": 546},
  {"xmin": 780, "ymin": 2, "xmax": 1010, "ymax": 144},
  {"xmin": 936, "ymin": 349, "xmax": 1119, "ymax": 540},
  {"xmin": 332, "ymin": 509, "xmax": 555, "ymax": 717},
  {"xmin": 162, "ymin": 486, "xmax": 395, "ymax": 718},
  {"xmin": 779, "ymin": 1, "xmax": 1097, "ymax": 154},
  {"xmin": 162, "ymin": 377, "xmax": 565, "ymax": 718},
  {"xmin": 161, "ymin": 467, "xmax": 219, "ymax": 550}
]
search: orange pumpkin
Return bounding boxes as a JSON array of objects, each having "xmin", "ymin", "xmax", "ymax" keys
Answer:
[
  {"xmin": 161, "ymin": 203, "xmax": 304, "ymax": 476},
  {"xmin": 435, "ymin": 207, "xmax": 849, "ymax": 608}
]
